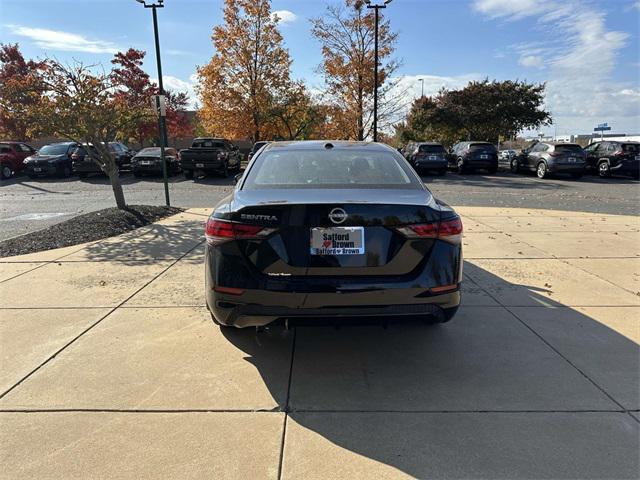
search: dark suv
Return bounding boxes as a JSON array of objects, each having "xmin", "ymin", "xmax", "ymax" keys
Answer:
[
  {"xmin": 404, "ymin": 142, "xmax": 448, "ymax": 175},
  {"xmin": 248, "ymin": 141, "xmax": 269, "ymax": 163},
  {"xmin": 23, "ymin": 142, "xmax": 78, "ymax": 178},
  {"xmin": 71, "ymin": 142, "xmax": 134, "ymax": 178},
  {"xmin": 513, "ymin": 142, "xmax": 586, "ymax": 179},
  {"xmin": 449, "ymin": 142, "xmax": 498, "ymax": 174},
  {"xmin": 583, "ymin": 141, "xmax": 640, "ymax": 179}
]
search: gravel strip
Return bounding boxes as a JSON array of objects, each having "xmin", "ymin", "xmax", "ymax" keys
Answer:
[{"xmin": 0, "ymin": 205, "xmax": 183, "ymax": 258}]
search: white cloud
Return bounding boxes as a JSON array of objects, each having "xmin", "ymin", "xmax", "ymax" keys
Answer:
[
  {"xmin": 272, "ymin": 10, "xmax": 297, "ymax": 24},
  {"xmin": 6, "ymin": 24, "xmax": 118, "ymax": 54},
  {"xmin": 518, "ymin": 55, "xmax": 544, "ymax": 68},
  {"xmin": 152, "ymin": 74, "xmax": 198, "ymax": 109},
  {"xmin": 474, "ymin": 0, "xmax": 640, "ymax": 133}
]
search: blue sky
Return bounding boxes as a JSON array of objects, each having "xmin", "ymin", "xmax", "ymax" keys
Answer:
[{"xmin": 2, "ymin": 0, "xmax": 639, "ymax": 135}]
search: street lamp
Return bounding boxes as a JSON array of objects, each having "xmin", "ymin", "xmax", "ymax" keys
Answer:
[
  {"xmin": 364, "ymin": 0, "xmax": 393, "ymax": 143},
  {"xmin": 136, "ymin": 0, "xmax": 170, "ymax": 207}
]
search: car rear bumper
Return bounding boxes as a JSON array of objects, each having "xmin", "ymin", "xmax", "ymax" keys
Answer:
[
  {"xmin": 611, "ymin": 161, "xmax": 640, "ymax": 176},
  {"xmin": 414, "ymin": 159, "xmax": 447, "ymax": 170},
  {"xmin": 547, "ymin": 163, "xmax": 585, "ymax": 173},
  {"xmin": 24, "ymin": 164, "xmax": 58, "ymax": 176},
  {"xmin": 465, "ymin": 159, "xmax": 498, "ymax": 169},
  {"xmin": 181, "ymin": 159, "xmax": 225, "ymax": 172},
  {"xmin": 205, "ymin": 240, "xmax": 463, "ymax": 327},
  {"xmin": 72, "ymin": 161, "xmax": 102, "ymax": 173}
]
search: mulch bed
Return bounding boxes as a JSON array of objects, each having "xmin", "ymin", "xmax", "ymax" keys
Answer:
[{"xmin": 0, "ymin": 205, "xmax": 183, "ymax": 258}]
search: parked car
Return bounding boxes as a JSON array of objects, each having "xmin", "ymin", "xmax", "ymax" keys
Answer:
[
  {"xmin": 71, "ymin": 142, "xmax": 134, "ymax": 178},
  {"xmin": 512, "ymin": 142, "xmax": 586, "ymax": 179},
  {"xmin": 583, "ymin": 141, "xmax": 640, "ymax": 179},
  {"xmin": 180, "ymin": 138, "xmax": 242, "ymax": 179},
  {"xmin": 132, "ymin": 147, "xmax": 181, "ymax": 177},
  {"xmin": 0, "ymin": 141, "xmax": 36, "ymax": 179},
  {"xmin": 405, "ymin": 142, "xmax": 448, "ymax": 175},
  {"xmin": 23, "ymin": 142, "xmax": 78, "ymax": 178},
  {"xmin": 449, "ymin": 142, "xmax": 498, "ymax": 174},
  {"xmin": 205, "ymin": 140, "xmax": 462, "ymax": 328},
  {"xmin": 247, "ymin": 141, "xmax": 269, "ymax": 163},
  {"xmin": 401, "ymin": 141, "xmax": 418, "ymax": 160}
]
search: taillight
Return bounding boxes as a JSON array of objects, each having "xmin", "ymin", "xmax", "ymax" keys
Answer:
[
  {"xmin": 396, "ymin": 216, "xmax": 463, "ymax": 245},
  {"xmin": 205, "ymin": 218, "xmax": 275, "ymax": 245}
]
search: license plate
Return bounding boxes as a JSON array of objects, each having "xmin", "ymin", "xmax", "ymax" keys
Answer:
[
  {"xmin": 480, "ymin": 154, "xmax": 488, "ymax": 159},
  {"xmin": 428, "ymin": 155, "xmax": 437, "ymax": 160},
  {"xmin": 568, "ymin": 157, "xmax": 576, "ymax": 163},
  {"xmin": 196, "ymin": 163, "xmax": 204, "ymax": 168},
  {"xmin": 140, "ymin": 160, "xmax": 151, "ymax": 165},
  {"xmin": 310, "ymin": 227, "xmax": 365, "ymax": 255},
  {"xmin": 34, "ymin": 167, "xmax": 42, "ymax": 172}
]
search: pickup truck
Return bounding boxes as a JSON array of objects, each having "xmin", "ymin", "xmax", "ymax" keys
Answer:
[
  {"xmin": 179, "ymin": 138, "xmax": 242, "ymax": 179},
  {"xmin": 0, "ymin": 141, "xmax": 36, "ymax": 179}
]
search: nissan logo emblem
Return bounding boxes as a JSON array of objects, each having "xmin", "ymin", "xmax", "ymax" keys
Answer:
[{"xmin": 328, "ymin": 207, "xmax": 348, "ymax": 224}]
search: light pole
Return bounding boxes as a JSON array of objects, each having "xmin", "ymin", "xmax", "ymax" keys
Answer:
[
  {"xmin": 136, "ymin": 0, "xmax": 170, "ymax": 207},
  {"xmin": 365, "ymin": 0, "xmax": 392, "ymax": 143},
  {"xmin": 418, "ymin": 78, "xmax": 424, "ymax": 98}
]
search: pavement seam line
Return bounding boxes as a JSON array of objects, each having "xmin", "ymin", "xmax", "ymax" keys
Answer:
[
  {"xmin": 503, "ymin": 305, "xmax": 629, "ymax": 413},
  {"xmin": 277, "ymin": 327, "xmax": 297, "ymax": 480},
  {"xmin": 0, "ymin": 239, "xmax": 205, "ymax": 401}
]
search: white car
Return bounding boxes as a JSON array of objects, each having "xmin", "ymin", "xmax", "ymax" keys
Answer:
[{"xmin": 499, "ymin": 150, "xmax": 517, "ymax": 160}]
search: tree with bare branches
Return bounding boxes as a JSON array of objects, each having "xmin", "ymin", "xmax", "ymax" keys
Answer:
[{"xmin": 311, "ymin": 0, "xmax": 401, "ymax": 141}]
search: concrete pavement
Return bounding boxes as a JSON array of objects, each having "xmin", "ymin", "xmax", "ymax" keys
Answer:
[{"xmin": 0, "ymin": 207, "xmax": 638, "ymax": 479}]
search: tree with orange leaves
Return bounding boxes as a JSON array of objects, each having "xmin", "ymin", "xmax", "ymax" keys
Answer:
[
  {"xmin": 0, "ymin": 43, "xmax": 47, "ymax": 140},
  {"xmin": 197, "ymin": 0, "xmax": 292, "ymax": 142},
  {"xmin": 311, "ymin": 0, "xmax": 401, "ymax": 141}
]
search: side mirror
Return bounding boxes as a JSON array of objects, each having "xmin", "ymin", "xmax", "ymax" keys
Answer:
[{"xmin": 233, "ymin": 173, "xmax": 242, "ymax": 185}]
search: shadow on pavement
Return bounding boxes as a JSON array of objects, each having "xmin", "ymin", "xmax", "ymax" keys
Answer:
[{"xmin": 219, "ymin": 262, "xmax": 639, "ymax": 478}]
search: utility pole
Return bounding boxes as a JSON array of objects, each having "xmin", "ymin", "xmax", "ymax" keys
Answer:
[
  {"xmin": 365, "ymin": 0, "xmax": 393, "ymax": 143},
  {"xmin": 419, "ymin": 78, "xmax": 424, "ymax": 98},
  {"xmin": 136, "ymin": 0, "xmax": 170, "ymax": 207}
]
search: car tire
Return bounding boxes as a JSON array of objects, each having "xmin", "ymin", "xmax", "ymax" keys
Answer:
[
  {"xmin": 536, "ymin": 162, "xmax": 548, "ymax": 179},
  {"xmin": 1, "ymin": 165, "xmax": 12, "ymax": 179},
  {"xmin": 456, "ymin": 158, "xmax": 466, "ymax": 174},
  {"xmin": 510, "ymin": 159, "xmax": 520, "ymax": 174},
  {"xmin": 598, "ymin": 161, "xmax": 611, "ymax": 178},
  {"xmin": 184, "ymin": 169, "xmax": 194, "ymax": 179}
]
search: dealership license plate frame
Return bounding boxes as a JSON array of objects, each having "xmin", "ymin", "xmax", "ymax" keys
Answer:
[{"xmin": 310, "ymin": 226, "xmax": 365, "ymax": 256}]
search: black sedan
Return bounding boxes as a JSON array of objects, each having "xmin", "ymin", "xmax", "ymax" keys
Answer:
[
  {"xmin": 132, "ymin": 147, "xmax": 181, "ymax": 177},
  {"xmin": 204, "ymin": 141, "xmax": 463, "ymax": 328},
  {"xmin": 23, "ymin": 142, "xmax": 78, "ymax": 178}
]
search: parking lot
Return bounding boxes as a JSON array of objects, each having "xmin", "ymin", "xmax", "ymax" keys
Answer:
[
  {"xmin": 1, "ymin": 206, "xmax": 638, "ymax": 479},
  {"xmin": 1, "ymin": 171, "xmax": 638, "ymax": 241}
]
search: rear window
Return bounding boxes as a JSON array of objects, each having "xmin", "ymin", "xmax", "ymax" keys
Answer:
[
  {"xmin": 418, "ymin": 144, "xmax": 445, "ymax": 153},
  {"xmin": 0, "ymin": 146, "xmax": 11, "ymax": 154},
  {"xmin": 39, "ymin": 144, "xmax": 71, "ymax": 155},
  {"xmin": 193, "ymin": 139, "xmax": 225, "ymax": 149},
  {"xmin": 243, "ymin": 149, "xmax": 419, "ymax": 190},
  {"xmin": 622, "ymin": 144, "xmax": 639, "ymax": 153},
  {"xmin": 469, "ymin": 143, "xmax": 496, "ymax": 151},
  {"xmin": 554, "ymin": 144, "xmax": 583, "ymax": 153},
  {"xmin": 138, "ymin": 148, "xmax": 161, "ymax": 155}
]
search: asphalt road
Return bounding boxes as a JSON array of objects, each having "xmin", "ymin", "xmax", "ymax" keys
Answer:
[{"xmin": 1, "ymin": 170, "xmax": 638, "ymax": 241}]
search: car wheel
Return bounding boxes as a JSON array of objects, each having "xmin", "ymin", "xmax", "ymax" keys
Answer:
[
  {"xmin": 536, "ymin": 162, "xmax": 548, "ymax": 179},
  {"xmin": 456, "ymin": 159, "xmax": 466, "ymax": 174},
  {"xmin": 598, "ymin": 161, "xmax": 611, "ymax": 178},
  {"xmin": 184, "ymin": 169, "xmax": 194, "ymax": 179},
  {"xmin": 1, "ymin": 165, "xmax": 12, "ymax": 179},
  {"xmin": 510, "ymin": 159, "xmax": 520, "ymax": 174}
]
